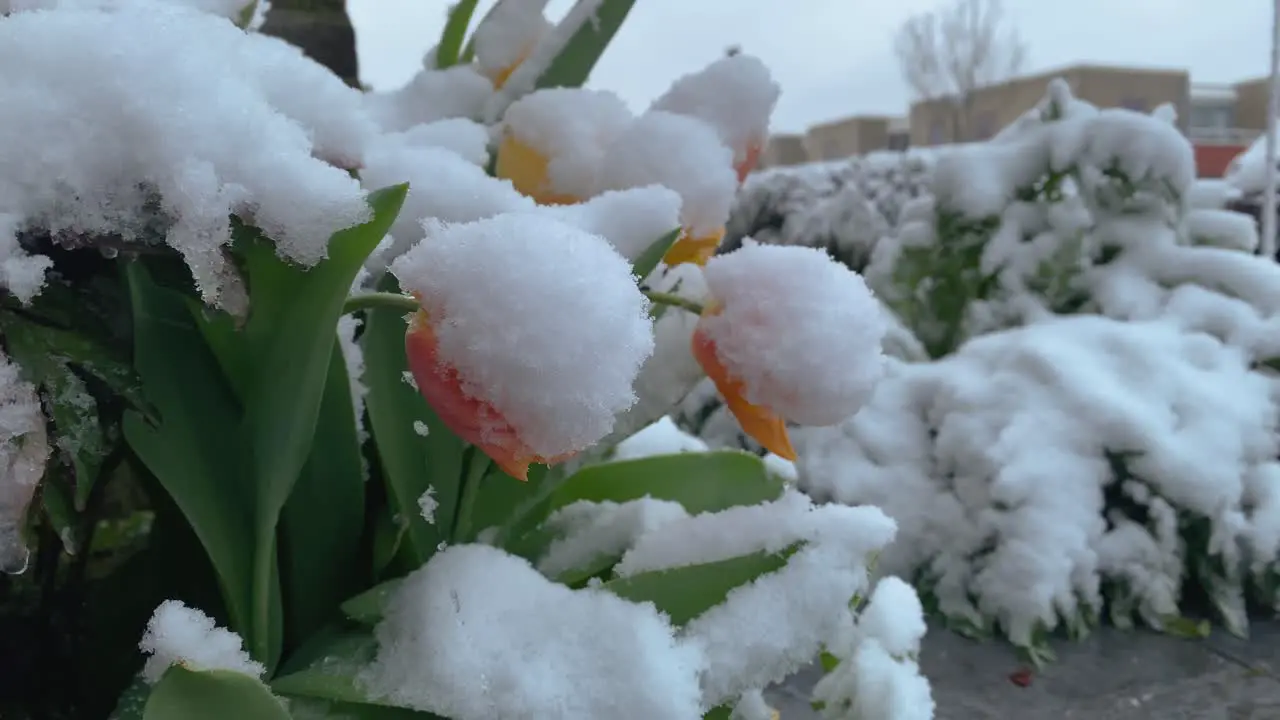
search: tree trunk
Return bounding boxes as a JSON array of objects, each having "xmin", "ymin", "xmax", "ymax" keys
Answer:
[{"xmin": 258, "ymin": 0, "xmax": 360, "ymax": 87}]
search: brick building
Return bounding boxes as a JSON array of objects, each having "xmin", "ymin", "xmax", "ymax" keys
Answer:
[{"xmin": 758, "ymin": 64, "xmax": 1269, "ymax": 179}]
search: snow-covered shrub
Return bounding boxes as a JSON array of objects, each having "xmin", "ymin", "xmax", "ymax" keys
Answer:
[
  {"xmin": 0, "ymin": 1, "xmax": 931, "ymax": 718},
  {"xmin": 725, "ymin": 151, "xmax": 934, "ymax": 269},
  {"xmin": 759, "ymin": 81, "xmax": 1280, "ymax": 660}
]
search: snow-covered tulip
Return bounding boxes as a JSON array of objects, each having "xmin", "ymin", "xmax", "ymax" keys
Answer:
[
  {"xmin": 470, "ymin": 0, "xmax": 551, "ymax": 90},
  {"xmin": 692, "ymin": 243, "xmax": 888, "ymax": 460},
  {"xmin": 389, "ymin": 213, "xmax": 654, "ymax": 480},
  {"xmin": 650, "ymin": 54, "xmax": 781, "ymax": 185},
  {"xmin": 496, "ymin": 88, "xmax": 633, "ymax": 206},
  {"xmin": 596, "ymin": 111, "xmax": 738, "ymax": 267}
]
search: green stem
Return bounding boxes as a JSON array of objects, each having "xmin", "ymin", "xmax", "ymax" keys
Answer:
[
  {"xmin": 642, "ymin": 289, "xmax": 704, "ymax": 316},
  {"xmin": 343, "ymin": 292, "xmax": 419, "ymax": 316}
]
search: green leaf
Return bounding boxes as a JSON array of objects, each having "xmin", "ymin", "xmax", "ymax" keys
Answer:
[
  {"xmin": 362, "ymin": 274, "xmax": 465, "ymax": 566},
  {"xmin": 122, "ymin": 261, "xmax": 256, "ymax": 640},
  {"xmin": 41, "ymin": 467, "xmax": 79, "ymax": 554},
  {"xmin": 285, "ymin": 697, "xmax": 437, "ymax": 719},
  {"xmin": 278, "ymin": 341, "xmax": 368, "ymax": 648},
  {"xmin": 535, "ymin": 0, "xmax": 635, "ymax": 90},
  {"xmin": 241, "ymin": 184, "xmax": 406, "ymax": 529},
  {"xmin": 703, "ymin": 707, "xmax": 732, "ymax": 720},
  {"xmin": 602, "ymin": 543, "xmax": 801, "ymax": 626},
  {"xmin": 187, "ymin": 299, "xmax": 251, "ymax": 399},
  {"xmin": 143, "ymin": 667, "xmax": 290, "ymax": 720},
  {"xmin": 819, "ymin": 650, "xmax": 841, "ymax": 672},
  {"xmin": 271, "ymin": 631, "xmax": 379, "ymax": 704},
  {"xmin": 44, "ymin": 361, "xmax": 108, "ymax": 508},
  {"xmin": 239, "ymin": 184, "xmax": 406, "ymax": 668},
  {"xmin": 341, "ymin": 580, "xmax": 402, "ymax": 626},
  {"xmin": 108, "ymin": 674, "xmax": 151, "ymax": 720},
  {"xmin": 434, "ymin": 0, "xmax": 479, "ymax": 69},
  {"xmin": 549, "ymin": 451, "xmax": 785, "ymax": 516},
  {"xmin": 0, "ymin": 308, "xmax": 150, "ymax": 415},
  {"xmin": 631, "ymin": 227, "xmax": 681, "ymax": 282},
  {"xmin": 235, "ymin": 1, "xmax": 258, "ymax": 29}
]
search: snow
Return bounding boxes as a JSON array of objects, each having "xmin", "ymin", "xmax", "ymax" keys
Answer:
[
  {"xmin": 498, "ymin": 87, "xmax": 634, "ymax": 201},
  {"xmin": 795, "ymin": 316, "xmax": 1280, "ymax": 644},
  {"xmin": 596, "ymin": 110, "xmax": 739, "ymax": 240},
  {"xmin": 699, "ymin": 242, "xmax": 887, "ymax": 426},
  {"xmin": 609, "ymin": 416, "xmax": 709, "ymax": 461},
  {"xmin": 0, "ymin": 1, "xmax": 375, "ymax": 307},
  {"xmin": 417, "ymin": 486, "xmax": 438, "ymax": 524},
  {"xmin": 650, "ymin": 54, "xmax": 781, "ymax": 174},
  {"xmin": 470, "ymin": 0, "xmax": 551, "ymax": 88},
  {"xmin": 543, "ymin": 185, "xmax": 683, "ymax": 263},
  {"xmin": 482, "ymin": 0, "xmax": 606, "ymax": 123},
  {"xmin": 366, "ymin": 63, "xmax": 494, "ymax": 132},
  {"xmin": 389, "ymin": 213, "xmax": 653, "ymax": 461},
  {"xmin": 138, "ymin": 600, "xmax": 265, "ymax": 682},
  {"xmin": 0, "ymin": 349, "xmax": 48, "ymax": 574},
  {"xmin": 335, "ymin": 314, "xmax": 370, "ymax": 447},
  {"xmin": 361, "ymin": 141, "xmax": 534, "ymax": 264},
  {"xmin": 538, "ymin": 497, "xmax": 689, "ymax": 579},
  {"xmin": 361, "ymin": 543, "xmax": 706, "ymax": 720}
]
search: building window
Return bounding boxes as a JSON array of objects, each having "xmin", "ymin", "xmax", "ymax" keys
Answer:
[{"xmin": 1121, "ymin": 96, "xmax": 1148, "ymax": 112}]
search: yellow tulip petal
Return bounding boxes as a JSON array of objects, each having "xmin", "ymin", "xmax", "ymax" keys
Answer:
[
  {"xmin": 662, "ymin": 227, "xmax": 724, "ymax": 267},
  {"xmin": 494, "ymin": 133, "xmax": 581, "ymax": 206}
]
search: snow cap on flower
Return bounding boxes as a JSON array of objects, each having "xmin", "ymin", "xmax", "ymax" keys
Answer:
[
  {"xmin": 497, "ymin": 88, "xmax": 634, "ymax": 203},
  {"xmin": 0, "ymin": 2, "xmax": 373, "ymax": 308},
  {"xmin": 596, "ymin": 111, "xmax": 738, "ymax": 241},
  {"xmin": 361, "ymin": 143, "xmax": 534, "ymax": 263},
  {"xmin": 470, "ymin": 0, "xmax": 552, "ymax": 89},
  {"xmin": 366, "ymin": 64, "xmax": 494, "ymax": 132},
  {"xmin": 389, "ymin": 213, "xmax": 653, "ymax": 476},
  {"xmin": 541, "ymin": 185, "xmax": 682, "ymax": 263},
  {"xmin": 387, "ymin": 118, "xmax": 492, "ymax": 167},
  {"xmin": 361, "ymin": 544, "xmax": 705, "ymax": 719},
  {"xmin": 650, "ymin": 54, "xmax": 780, "ymax": 182},
  {"xmin": 138, "ymin": 600, "xmax": 265, "ymax": 683},
  {"xmin": 699, "ymin": 242, "xmax": 887, "ymax": 427}
]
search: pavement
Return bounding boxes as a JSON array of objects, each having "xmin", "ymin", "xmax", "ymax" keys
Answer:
[{"xmin": 768, "ymin": 620, "xmax": 1280, "ymax": 719}]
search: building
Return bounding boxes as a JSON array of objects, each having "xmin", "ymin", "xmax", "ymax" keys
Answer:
[
  {"xmin": 1188, "ymin": 80, "xmax": 1263, "ymax": 177},
  {"xmin": 801, "ymin": 115, "xmax": 910, "ymax": 161},
  {"xmin": 758, "ymin": 133, "xmax": 808, "ymax": 168},
  {"xmin": 755, "ymin": 63, "xmax": 1267, "ymax": 177},
  {"xmin": 908, "ymin": 63, "xmax": 1191, "ymax": 146}
]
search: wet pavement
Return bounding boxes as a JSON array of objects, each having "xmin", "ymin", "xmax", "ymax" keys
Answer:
[{"xmin": 769, "ymin": 620, "xmax": 1280, "ymax": 719}]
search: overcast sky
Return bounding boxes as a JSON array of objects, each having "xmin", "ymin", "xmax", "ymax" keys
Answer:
[{"xmin": 347, "ymin": 0, "xmax": 1269, "ymax": 134}]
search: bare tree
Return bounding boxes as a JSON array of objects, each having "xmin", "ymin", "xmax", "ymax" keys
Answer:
[{"xmin": 894, "ymin": 0, "xmax": 1026, "ymax": 142}]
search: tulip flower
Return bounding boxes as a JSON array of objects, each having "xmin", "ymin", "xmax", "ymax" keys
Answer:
[
  {"xmin": 404, "ymin": 310, "xmax": 572, "ymax": 480},
  {"xmin": 650, "ymin": 54, "xmax": 780, "ymax": 186},
  {"xmin": 690, "ymin": 243, "xmax": 887, "ymax": 459},
  {"xmin": 496, "ymin": 88, "xmax": 633, "ymax": 206},
  {"xmin": 389, "ymin": 213, "xmax": 653, "ymax": 481},
  {"xmin": 595, "ymin": 111, "xmax": 738, "ymax": 268},
  {"xmin": 692, "ymin": 303, "xmax": 797, "ymax": 461},
  {"xmin": 470, "ymin": 0, "xmax": 551, "ymax": 90}
]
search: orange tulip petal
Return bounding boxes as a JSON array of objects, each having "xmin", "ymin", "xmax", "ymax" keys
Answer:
[
  {"xmin": 405, "ymin": 310, "xmax": 542, "ymax": 481},
  {"xmin": 662, "ymin": 228, "xmax": 724, "ymax": 267},
  {"xmin": 494, "ymin": 133, "xmax": 581, "ymax": 206},
  {"xmin": 735, "ymin": 142, "xmax": 762, "ymax": 185},
  {"xmin": 691, "ymin": 321, "xmax": 797, "ymax": 461}
]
